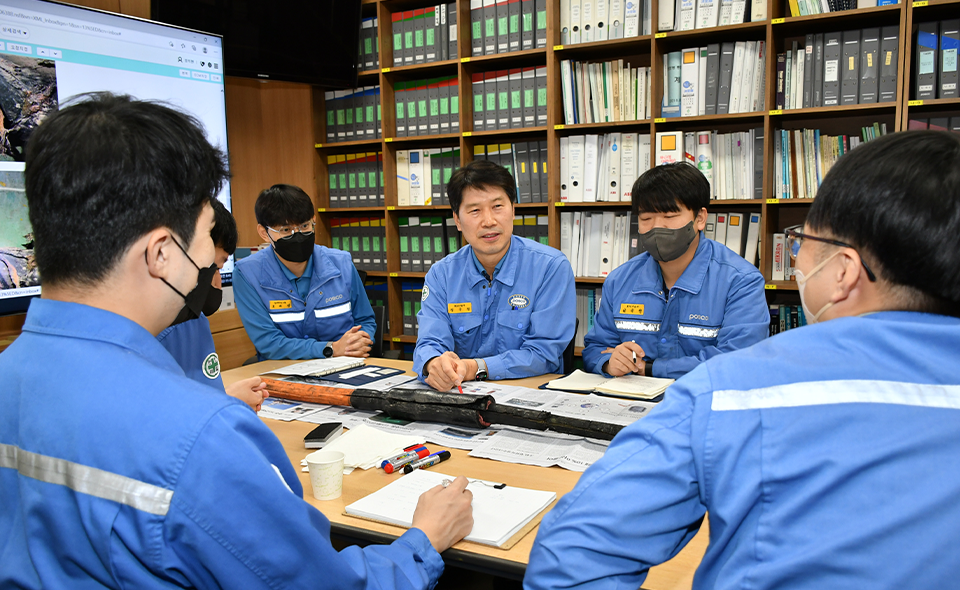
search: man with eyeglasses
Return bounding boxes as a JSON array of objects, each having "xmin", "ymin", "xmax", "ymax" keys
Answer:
[
  {"xmin": 234, "ymin": 184, "xmax": 376, "ymax": 360},
  {"xmin": 525, "ymin": 131, "xmax": 960, "ymax": 590}
]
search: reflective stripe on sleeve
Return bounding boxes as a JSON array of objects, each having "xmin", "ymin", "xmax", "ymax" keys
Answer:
[
  {"xmin": 0, "ymin": 443, "xmax": 173, "ymax": 516},
  {"xmin": 270, "ymin": 312, "xmax": 306, "ymax": 323},
  {"xmin": 712, "ymin": 380, "xmax": 960, "ymax": 412},
  {"xmin": 314, "ymin": 302, "xmax": 352, "ymax": 319}
]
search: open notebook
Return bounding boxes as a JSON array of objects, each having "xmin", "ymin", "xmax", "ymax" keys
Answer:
[
  {"xmin": 345, "ymin": 469, "xmax": 557, "ymax": 548},
  {"xmin": 545, "ymin": 369, "xmax": 675, "ymax": 400},
  {"xmin": 261, "ymin": 357, "xmax": 365, "ymax": 377}
]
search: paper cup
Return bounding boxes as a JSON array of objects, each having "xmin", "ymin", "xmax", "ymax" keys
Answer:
[{"xmin": 305, "ymin": 450, "xmax": 345, "ymax": 501}]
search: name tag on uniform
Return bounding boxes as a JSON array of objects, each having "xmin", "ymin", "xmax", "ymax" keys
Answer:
[
  {"xmin": 448, "ymin": 303, "xmax": 472, "ymax": 314},
  {"xmin": 270, "ymin": 300, "xmax": 293, "ymax": 310},
  {"xmin": 619, "ymin": 303, "xmax": 645, "ymax": 315}
]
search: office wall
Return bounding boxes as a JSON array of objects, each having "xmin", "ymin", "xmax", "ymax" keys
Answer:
[{"xmin": 223, "ymin": 78, "xmax": 316, "ymax": 246}]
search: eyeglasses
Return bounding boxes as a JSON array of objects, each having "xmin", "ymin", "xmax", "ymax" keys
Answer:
[
  {"xmin": 784, "ymin": 227, "xmax": 877, "ymax": 282},
  {"xmin": 266, "ymin": 220, "xmax": 315, "ymax": 239}
]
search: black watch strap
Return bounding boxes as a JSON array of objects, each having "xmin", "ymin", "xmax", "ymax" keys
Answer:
[{"xmin": 644, "ymin": 359, "xmax": 654, "ymax": 377}]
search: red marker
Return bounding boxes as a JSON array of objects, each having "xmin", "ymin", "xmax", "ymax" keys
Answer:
[{"xmin": 457, "ymin": 384, "xmax": 464, "ymax": 394}]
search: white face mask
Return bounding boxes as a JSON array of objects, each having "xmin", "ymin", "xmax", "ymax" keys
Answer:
[{"xmin": 795, "ymin": 250, "xmax": 841, "ymax": 324}]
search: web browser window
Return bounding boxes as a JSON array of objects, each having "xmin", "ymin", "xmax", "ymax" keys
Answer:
[{"xmin": 0, "ymin": 0, "xmax": 233, "ymax": 307}]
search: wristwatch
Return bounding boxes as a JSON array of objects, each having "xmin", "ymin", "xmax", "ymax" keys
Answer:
[
  {"xmin": 644, "ymin": 359, "xmax": 654, "ymax": 377},
  {"xmin": 474, "ymin": 358, "xmax": 488, "ymax": 381},
  {"xmin": 323, "ymin": 343, "xmax": 334, "ymax": 358}
]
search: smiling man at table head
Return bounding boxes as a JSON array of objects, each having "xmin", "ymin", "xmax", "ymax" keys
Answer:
[
  {"xmin": 0, "ymin": 92, "xmax": 473, "ymax": 589},
  {"xmin": 413, "ymin": 159, "xmax": 576, "ymax": 392},
  {"xmin": 524, "ymin": 130, "xmax": 960, "ymax": 590}
]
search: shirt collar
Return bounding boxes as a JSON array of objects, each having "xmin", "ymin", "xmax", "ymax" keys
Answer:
[
  {"xmin": 21, "ymin": 298, "xmax": 184, "ymax": 375},
  {"xmin": 632, "ymin": 232, "xmax": 710, "ymax": 296},
  {"xmin": 468, "ymin": 235, "xmax": 518, "ymax": 287}
]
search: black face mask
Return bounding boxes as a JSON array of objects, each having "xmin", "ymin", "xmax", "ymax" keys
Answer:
[
  {"xmin": 159, "ymin": 238, "xmax": 217, "ymax": 327},
  {"xmin": 272, "ymin": 231, "xmax": 315, "ymax": 263},
  {"xmin": 638, "ymin": 221, "xmax": 698, "ymax": 263},
  {"xmin": 169, "ymin": 268, "xmax": 221, "ymax": 327}
]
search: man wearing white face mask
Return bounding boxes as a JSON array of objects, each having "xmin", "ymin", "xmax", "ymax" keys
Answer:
[
  {"xmin": 583, "ymin": 162, "xmax": 769, "ymax": 379},
  {"xmin": 525, "ymin": 130, "xmax": 960, "ymax": 590}
]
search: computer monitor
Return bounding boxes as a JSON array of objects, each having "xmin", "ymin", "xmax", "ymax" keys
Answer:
[{"xmin": 0, "ymin": 0, "xmax": 232, "ymax": 316}]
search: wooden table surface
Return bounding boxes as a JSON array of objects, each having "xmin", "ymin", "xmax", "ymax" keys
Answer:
[{"xmin": 224, "ymin": 359, "xmax": 708, "ymax": 588}]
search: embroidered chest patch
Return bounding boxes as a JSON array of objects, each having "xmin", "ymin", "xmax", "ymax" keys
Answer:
[{"xmin": 508, "ymin": 294, "xmax": 530, "ymax": 310}]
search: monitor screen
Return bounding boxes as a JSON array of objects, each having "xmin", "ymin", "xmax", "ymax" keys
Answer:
[{"xmin": 0, "ymin": 0, "xmax": 232, "ymax": 316}]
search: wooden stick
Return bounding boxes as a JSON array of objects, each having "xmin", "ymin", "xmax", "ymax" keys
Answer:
[{"xmin": 261, "ymin": 378, "xmax": 353, "ymax": 407}]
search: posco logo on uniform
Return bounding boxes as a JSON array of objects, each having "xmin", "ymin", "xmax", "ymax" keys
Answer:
[
  {"xmin": 325, "ymin": 294, "xmax": 344, "ymax": 304},
  {"xmin": 689, "ymin": 314, "xmax": 709, "ymax": 321},
  {"xmin": 508, "ymin": 294, "xmax": 530, "ymax": 309}
]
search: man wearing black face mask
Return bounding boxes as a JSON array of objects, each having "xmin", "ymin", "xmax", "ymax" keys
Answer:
[
  {"xmin": 234, "ymin": 184, "xmax": 376, "ymax": 360},
  {"xmin": 157, "ymin": 199, "xmax": 269, "ymax": 410},
  {"xmin": 582, "ymin": 162, "xmax": 769, "ymax": 379}
]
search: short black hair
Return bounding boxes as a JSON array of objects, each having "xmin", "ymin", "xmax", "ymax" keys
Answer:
[
  {"xmin": 807, "ymin": 130, "xmax": 960, "ymax": 314},
  {"xmin": 447, "ymin": 160, "xmax": 517, "ymax": 215},
  {"xmin": 25, "ymin": 92, "xmax": 228, "ymax": 287},
  {"xmin": 631, "ymin": 162, "xmax": 709, "ymax": 216},
  {"xmin": 210, "ymin": 199, "xmax": 238, "ymax": 255},
  {"xmin": 254, "ymin": 184, "xmax": 315, "ymax": 228}
]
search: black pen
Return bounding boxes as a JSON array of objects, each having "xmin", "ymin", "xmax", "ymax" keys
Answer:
[{"xmin": 403, "ymin": 450, "xmax": 451, "ymax": 474}]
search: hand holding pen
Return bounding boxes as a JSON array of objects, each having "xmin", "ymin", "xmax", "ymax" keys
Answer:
[{"xmin": 603, "ymin": 340, "xmax": 646, "ymax": 377}]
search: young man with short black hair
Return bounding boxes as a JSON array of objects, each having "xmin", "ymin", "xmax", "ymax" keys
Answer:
[
  {"xmin": 1, "ymin": 93, "xmax": 473, "ymax": 589},
  {"xmin": 234, "ymin": 184, "xmax": 376, "ymax": 360},
  {"xmin": 526, "ymin": 131, "xmax": 960, "ymax": 589},
  {"xmin": 158, "ymin": 198, "xmax": 268, "ymax": 410},
  {"xmin": 582, "ymin": 162, "xmax": 769, "ymax": 379},
  {"xmin": 413, "ymin": 160, "xmax": 575, "ymax": 391}
]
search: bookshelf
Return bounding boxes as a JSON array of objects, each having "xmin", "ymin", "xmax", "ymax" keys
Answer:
[{"xmin": 312, "ymin": 0, "xmax": 956, "ymax": 354}]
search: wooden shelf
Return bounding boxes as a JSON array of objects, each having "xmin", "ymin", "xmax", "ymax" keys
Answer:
[
  {"xmin": 765, "ymin": 198, "xmax": 815, "ymax": 205},
  {"xmin": 770, "ymin": 102, "xmax": 897, "ymax": 119},
  {"xmin": 653, "ymin": 111, "xmax": 766, "ymax": 126},
  {"xmin": 389, "ymin": 334, "xmax": 418, "ymax": 343},
  {"xmin": 462, "ymin": 47, "xmax": 548, "ymax": 68},
  {"xmin": 772, "ymin": 4, "xmax": 902, "ymax": 34},
  {"xmin": 555, "ymin": 120, "xmax": 652, "ymax": 133},
  {"xmin": 385, "ymin": 133, "xmax": 462, "ymax": 144},
  {"xmin": 904, "ymin": 97, "xmax": 960, "ymax": 111},
  {"xmin": 553, "ymin": 35, "xmax": 652, "ymax": 59},
  {"xmin": 710, "ymin": 199, "xmax": 765, "ymax": 205},
  {"xmin": 319, "ymin": 206, "xmax": 386, "ymax": 213},
  {"xmin": 382, "ymin": 58, "xmax": 459, "ymax": 77},
  {"xmin": 765, "ymin": 281, "xmax": 800, "ymax": 291},
  {"xmin": 315, "ymin": 138, "xmax": 383, "ymax": 150},
  {"xmin": 465, "ymin": 126, "xmax": 549, "ymax": 138},
  {"xmin": 655, "ymin": 21, "xmax": 767, "ymax": 45},
  {"xmin": 575, "ymin": 277, "xmax": 607, "ymax": 283},
  {"xmin": 556, "ymin": 201, "xmax": 632, "ymax": 208}
]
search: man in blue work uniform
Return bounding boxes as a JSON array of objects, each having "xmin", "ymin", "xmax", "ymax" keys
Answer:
[
  {"xmin": 583, "ymin": 162, "xmax": 768, "ymax": 379},
  {"xmin": 414, "ymin": 160, "xmax": 575, "ymax": 391},
  {"xmin": 1, "ymin": 93, "xmax": 473, "ymax": 589},
  {"xmin": 525, "ymin": 131, "xmax": 960, "ymax": 589},
  {"xmin": 234, "ymin": 184, "xmax": 376, "ymax": 360},
  {"xmin": 158, "ymin": 198, "xmax": 268, "ymax": 410}
]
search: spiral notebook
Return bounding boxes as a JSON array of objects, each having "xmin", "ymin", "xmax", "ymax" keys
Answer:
[{"xmin": 344, "ymin": 469, "xmax": 557, "ymax": 548}]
